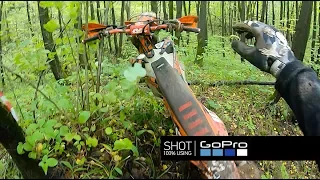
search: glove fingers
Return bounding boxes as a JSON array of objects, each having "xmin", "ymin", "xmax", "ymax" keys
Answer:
[
  {"xmin": 231, "ymin": 40, "xmax": 256, "ymax": 61},
  {"xmin": 232, "ymin": 40, "xmax": 269, "ymax": 71}
]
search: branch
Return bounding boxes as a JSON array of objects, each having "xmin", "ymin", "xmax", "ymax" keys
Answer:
[
  {"xmin": 2, "ymin": 65, "xmax": 64, "ymax": 115},
  {"xmin": 188, "ymin": 80, "xmax": 275, "ymax": 87}
]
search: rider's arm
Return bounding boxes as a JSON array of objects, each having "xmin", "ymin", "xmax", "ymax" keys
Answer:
[{"xmin": 275, "ymin": 60, "xmax": 320, "ymax": 136}]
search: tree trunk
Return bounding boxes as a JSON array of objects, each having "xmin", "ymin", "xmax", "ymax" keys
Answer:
[
  {"xmin": 169, "ymin": 1, "xmax": 173, "ymax": 18},
  {"xmin": 195, "ymin": 1, "xmax": 207, "ymax": 67},
  {"xmin": 272, "ymin": 1, "xmax": 275, "ymax": 25},
  {"xmin": 317, "ymin": 2, "xmax": 320, "ymax": 64},
  {"xmin": 280, "ymin": 1, "xmax": 284, "ymax": 27},
  {"xmin": 74, "ymin": 3, "xmax": 86, "ymax": 69},
  {"xmin": 162, "ymin": 1, "xmax": 168, "ymax": 19},
  {"xmin": 265, "ymin": 1, "xmax": 268, "ymax": 24},
  {"xmin": 151, "ymin": 1, "xmax": 158, "ymax": 16},
  {"xmin": 37, "ymin": 1, "xmax": 64, "ymax": 80},
  {"xmin": 118, "ymin": 1, "xmax": 125, "ymax": 57},
  {"xmin": 286, "ymin": 2, "xmax": 290, "ymax": 44},
  {"xmin": 125, "ymin": 1, "xmax": 131, "ymax": 20},
  {"xmin": 104, "ymin": 1, "xmax": 112, "ymax": 53},
  {"xmin": 0, "ymin": 1, "xmax": 4, "ymax": 86},
  {"xmin": 90, "ymin": 1, "xmax": 95, "ymax": 20},
  {"xmin": 311, "ymin": 1, "xmax": 317, "ymax": 63},
  {"xmin": 175, "ymin": 1, "xmax": 182, "ymax": 46},
  {"xmin": 292, "ymin": 1, "xmax": 313, "ymax": 61},
  {"xmin": 207, "ymin": 2, "xmax": 214, "ymax": 35},
  {"xmin": 222, "ymin": 1, "xmax": 225, "ymax": 57},
  {"xmin": 58, "ymin": 9, "xmax": 63, "ymax": 38},
  {"xmin": 256, "ymin": 1, "xmax": 259, "ymax": 20},
  {"xmin": 239, "ymin": 1, "xmax": 246, "ymax": 62},
  {"xmin": 111, "ymin": 2, "xmax": 118, "ymax": 58},
  {"xmin": 260, "ymin": 1, "xmax": 266, "ymax": 22},
  {"xmin": 183, "ymin": 1, "xmax": 187, "ymax": 16},
  {"xmin": 96, "ymin": 1, "xmax": 101, "ymax": 22},
  {"xmin": 296, "ymin": 1, "xmax": 299, "ymax": 25},
  {"xmin": 26, "ymin": 1, "xmax": 34, "ymax": 37},
  {"xmin": 186, "ymin": 1, "xmax": 191, "ymax": 44}
]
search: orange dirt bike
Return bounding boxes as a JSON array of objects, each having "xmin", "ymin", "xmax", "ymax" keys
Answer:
[{"xmin": 82, "ymin": 12, "xmax": 241, "ymax": 179}]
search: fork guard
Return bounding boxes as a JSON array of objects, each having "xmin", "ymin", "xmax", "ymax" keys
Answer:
[{"xmin": 151, "ymin": 57, "xmax": 240, "ymax": 179}]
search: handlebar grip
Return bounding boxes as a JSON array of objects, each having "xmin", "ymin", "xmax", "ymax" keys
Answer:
[
  {"xmin": 182, "ymin": 26, "xmax": 201, "ymax": 33},
  {"xmin": 82, "ymin": 34, "xmax": 100, "ymax": 44}
]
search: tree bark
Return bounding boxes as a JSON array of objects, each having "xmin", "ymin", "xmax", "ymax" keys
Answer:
[
  {"xmin": 286, "ymin": 2, "xmax": 290, "ymax": 44},
  {"xmin": 151, "ymin": 1, "xmax": 158, "ymax": 16},
  {"xmin": 162, "ymin": 1, "xmax": 168, "ymax": 19},
  {"xmin": 96, "ymin": 1, "xmax": 101, "ymax": 22},
  {"xmin": 272, "ymin": 1, "xmax": 275, "ymax": 25},
  {"xmin": 37, "ymin": 1, "xmax": 64, "ymax": 80},
  {"xmin": 0, "ymin": 2, "xmax": 4, "ymax": 86},
  {"xmin": 239, "ymin": 1, "xmax": 246, "ymax": 62},
  {"xmin": 292, "ymin": 1, "xmax": 313, "ymax": 61},
  {"xmin": 311, "ymin": 1, "xmax": 317, "ymax": 63},
  {"xmin": 118, "ymin": 1, "xmax": 125, "ymax": 57},
  {"xmin": 222, "ymin": 1, "xmax": 225, "ymax": 57},
  {"xmin": 26, "ymin": 1, "xmax": 34, "ymax": 37},
  {"xmin": 125, "ymin": 1, "xmax": 131, "ymax": 20},
  {"xmin": 195, "ymin": 1, "xmax": 207, "ymax": 67},
  {"xmin": 175, "ymin": 1, "xmax": 182, "ymax": 46},
  {"xmin": 260, "ymin": 1, "xmax": 266, "ymax": 22},
  {"xmin": 90, "ymin": 1, "xmax": 95, "ymax": 20},
  {"xmin": 111, "ymin": 2, "xmax": 118, "ymax": 58}
]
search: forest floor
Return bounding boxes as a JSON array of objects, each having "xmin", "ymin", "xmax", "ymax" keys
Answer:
[{"xmin": 0, "ymin": 34, "xmax": 319, "ymax": 179}]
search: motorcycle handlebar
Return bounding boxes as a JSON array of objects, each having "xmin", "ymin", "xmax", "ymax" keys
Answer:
[{"xmin": 82, "ymin": 23, "xmax": 200, "ymax": 44}]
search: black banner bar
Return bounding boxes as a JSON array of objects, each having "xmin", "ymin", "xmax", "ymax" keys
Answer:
[{"xmin": 160, "ymin": 136, "xmax": 320, "ymax": 161}]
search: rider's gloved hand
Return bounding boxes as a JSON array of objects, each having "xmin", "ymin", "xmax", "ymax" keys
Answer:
[{"xmin": 231, "ymin": 20, "xmax": 298, "ymax": 78}]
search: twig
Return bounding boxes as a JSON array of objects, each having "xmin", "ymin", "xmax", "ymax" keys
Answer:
[
  {"xmin": 2, "ymin": 65, "xmax": 64, "ymax": 115},
  {"xmin": 4, "ymin": 71, "xmax": 25, "ymax": 121},
  {"xmin": 188, "ymin": 80, "xmax": 275, "ymax": 87}
]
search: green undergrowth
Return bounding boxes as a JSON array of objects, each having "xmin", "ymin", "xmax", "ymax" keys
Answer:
[{"xmin": 0, "ymin": 31, "xmax": 319, "ymax": 179}]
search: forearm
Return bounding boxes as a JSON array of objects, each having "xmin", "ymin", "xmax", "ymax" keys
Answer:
[{"xmin": 275, "ymin": 60, "xmax": 320, "ymax": 136}]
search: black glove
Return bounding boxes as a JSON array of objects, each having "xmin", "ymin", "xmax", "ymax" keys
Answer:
[{"xmin": 231, "ymin": 20, "xmax": 297, "ymax": 78}]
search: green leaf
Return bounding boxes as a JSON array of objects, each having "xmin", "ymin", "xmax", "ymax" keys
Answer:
[
  {"xmin": 131, "ymin": 145, "xmax": 139, "ymax": 157},
  {"xmin": 99, "ymin": 107, "xmax": 108, "ymax": 113},
  {"xmin": 120, "ymin": 79, "xmax": 136, "ymax": 90},
  {"xmin": 104, "ymin": 80, "xmax": 118, "ymax": 91},
  {"xmin": 37, "ymin": 119, "xmax": 46, "ymax": 127},
  {"xmin": 39, "ymin": 1, "xmax": 55, "ymax": 8},
  {"xmin": 26, "ymin": 123, "xmax": 38, "ymax": 135},
  {"xmin": 208, "ymin": 100, "xmax": 220, "ymax": 109},
  {"xmin": 61, "ymin": 161, "xmax": 73, "ymax": 170},
  {"xmin": 47, "ymin": 158, "xmax": 58, "ymax": 167},
  {"xmin": 23, "ymin": 142, "xmax": 33, "ymax": 151},
  {"xmin": 136, "ymin": 130, "xmax": 146, "ymax": 136},
  {"xmin": 44, "ymin": 126, "xmax": 55, "ymax": 140},
  {"xmin": 64, "ymin": 133, "xmax": 74, "ymax": 142},
  {"xmin": 44, "ymin": 120, "xmax": 57, "ymax": 129},
  {"xmin": 90, "ymin": 124, "xmax": 96, "ymax": 132},
  {"xmin": 43, "ymin": 19, "xmax": 59, "ymax": 33},
  {"xmin": 123, "ymin": 63, "xmax": 146, "ymax": 82},
  {"xmin": 114, "ymin": 167, "xmax": 123, "ymax": 175},
  {"xmin": 82, "ymin": 127, "xmax": 89, "ymax": 132},
  {"xmin": 59, "ymin": 126, "xmax": 69, "ymax": 136},
  {"xmin": 104, "ymin": 92, "xmax": 117, "ymax": 104},
  {"xmin": 79, "ymin": 111, "xmax": 90, "ymax": 124},
  {"xmin": 86, "ymin": 137, "xmax": 98, "ymax": 147},
  {"xmin": 58, "ymin": 98, "xmax": 72, "ymax": 111},
  {"xmin": 73, "ymin": 134, "xmax": 81, "ymax": 141},
  {"xmin": 120, "ymin": 110, "xmax": 125, "ymax": 121},
  {"xmin": 113, "ymin": 138, "xmax": 133, "ymax": 151},
  {"xmin": 105, "ymin": 127, "xmax": 112, "ymax": 135},
  {"xmin": 40, "ymin": 162, "xmax": 49, "ymax": 175},
  {"xmin": 17, "ymin": 142, "xmax": 25, "ymax": 154},
  {"xmin": 28, "ymin": 151, "xmax": 37, "ymax": 159}
]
